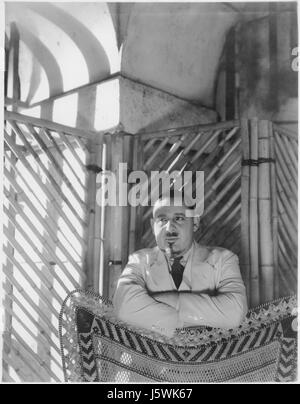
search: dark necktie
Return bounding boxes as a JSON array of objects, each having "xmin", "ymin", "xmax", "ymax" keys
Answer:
[{"xmin": 171, "ymin": 256, "xmax": 184, "ymax": 289}]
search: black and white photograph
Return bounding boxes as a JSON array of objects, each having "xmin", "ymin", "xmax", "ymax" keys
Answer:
[{"xmin": 0, "ymin": 0, "xmax": 298, "ymax": 385}]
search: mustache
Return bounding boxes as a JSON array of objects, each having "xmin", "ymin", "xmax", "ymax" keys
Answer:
[{"xmin": 165, "ymin": 232, "xmax": 178, "ymax": 238}]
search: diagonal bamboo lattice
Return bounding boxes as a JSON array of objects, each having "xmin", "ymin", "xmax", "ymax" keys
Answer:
[
  {"xmin": 273, "ymin": 124, "xmax": 298, "ymax": 298},
  {"xmin": 131, "ymin": 120, "xmax": 242, "ymax": 258},
  {"xmin": 2, "ymin": 112, "xmax": 297, "ymax": 382},
  {"xmin": 2, "ymin": 111, "xmax": 98, "ymax": 382}
]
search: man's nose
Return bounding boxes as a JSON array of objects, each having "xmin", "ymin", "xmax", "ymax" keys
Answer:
[{"xmin": 165, "ymin": 219, "xmax": 176, "ymax": 232}]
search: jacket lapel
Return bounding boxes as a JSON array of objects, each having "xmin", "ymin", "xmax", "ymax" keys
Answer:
[
  {"xmin": 180, "ymin": 243, "xmax": 211, "ymax": 290},
  {"xmin": 149, "ymin": 247, "xmax": 174, "ymax": 290}
]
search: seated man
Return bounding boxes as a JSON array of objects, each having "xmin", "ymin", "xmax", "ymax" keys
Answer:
[{"xmin": 113, "ymin": 191, "xmax": 248, "ymax": 337}]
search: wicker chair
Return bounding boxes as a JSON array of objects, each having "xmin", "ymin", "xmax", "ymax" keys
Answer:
[{"xmin": 59, "ymin": 290, "xmax": 297, "ymax": 383}]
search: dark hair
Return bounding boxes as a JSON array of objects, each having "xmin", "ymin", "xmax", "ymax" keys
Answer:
[{"xmin": 155, "ymin": 188, "xmax": 196, "ymax": 210}]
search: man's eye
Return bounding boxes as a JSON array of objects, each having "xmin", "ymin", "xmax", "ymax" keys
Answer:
[
  {"xmin": 158, "ymin": 218, "xmax": 167, "ymax": 224},
  {"xmin": 175, "ymin": 216, "xmax": 185, "ymax": 223}
]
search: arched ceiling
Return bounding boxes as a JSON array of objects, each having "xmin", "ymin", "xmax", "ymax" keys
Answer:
[{"xmin": 5, "ymin": 2, "xmax": 269, "ymax": 107}]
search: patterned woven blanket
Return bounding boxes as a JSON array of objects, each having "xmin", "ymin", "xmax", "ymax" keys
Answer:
[{"xmin": 59, "ymin": 291, "xmax": 297, "ymax": 383}]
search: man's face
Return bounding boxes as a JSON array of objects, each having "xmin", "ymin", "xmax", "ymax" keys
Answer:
[{"xmin": 151, "ymin": 196, "xmax": 196, "ymax": 256}]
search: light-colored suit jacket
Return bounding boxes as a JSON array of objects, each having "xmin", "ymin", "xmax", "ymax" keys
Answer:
[{"xmin": 113, "ymin": 242, "xmax": 248, "ymax": 336}]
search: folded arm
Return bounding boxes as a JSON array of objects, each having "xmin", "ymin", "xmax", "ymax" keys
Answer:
[
  {"xmin": 113, "ymin": 253, "xmax": 180, "ymax": 337},
  {"xmin": 152, "ymin": 251, "xmax": 248, "ymax": 329}
]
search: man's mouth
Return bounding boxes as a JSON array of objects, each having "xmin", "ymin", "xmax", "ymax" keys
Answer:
[{"xmin": 165, "ymin": 235, "xmax": 179, "ymax": 243}]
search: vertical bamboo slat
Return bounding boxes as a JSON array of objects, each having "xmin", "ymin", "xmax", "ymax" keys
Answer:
[
  {"xmin": 240, "ymin": 119, "xmax": 251, "ymax": 301},
  {"xmin": 108, "ymin": 133, "xmax": 125, "ymax": 300},
  {"xmin": 269, "ymin": 123, "xmax": 279, "ymax": 298},
  {"xmin": 84, "ymin": 139, "xmax": 97, "ymax": 290},
  {"xmin": 249, "ymin": 119, "xmax": 260, "ymax": 306},
  {"xmin": 258, "ymin": 120, "xmax": 274, "ymax": 302},
  {"xmin": 93, "ymin": 139, "xmax": 103, "ymax": 293},
  {"xmin": 128, "ymin": 137, "xmax": 140, "ymax": 255},
  {"xmin": 3, "ymin": 129, "xmax": 17, "ymax": 378}
]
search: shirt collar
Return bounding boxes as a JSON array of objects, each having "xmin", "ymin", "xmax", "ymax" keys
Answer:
[{"xmin": 164, "ymin": 242, "xmax": 194, "ymax": 267}]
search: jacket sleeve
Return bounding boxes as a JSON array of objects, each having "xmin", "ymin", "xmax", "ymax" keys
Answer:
[
  {"xmin": 178, "ymin": 250, "xmax": 248, "ymax": 329},
  {"xmin": 113, "ymin": 252, "xmax": 180, "ymax": 337}
]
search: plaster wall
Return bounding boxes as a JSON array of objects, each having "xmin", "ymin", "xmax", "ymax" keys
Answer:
[{"xmin": 122, "ymin": 3, "xmax": 237, "ymax": 107}]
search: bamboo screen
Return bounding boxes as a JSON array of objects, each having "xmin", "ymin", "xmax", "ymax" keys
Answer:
[
  {"xmin": 2, "ymin": 111, "xmax": 91, "ymax": 382},
  {"xmin": 273, "ymin": 124, "xmax": 298, "ymax": 297},
  {"xmin": 131, "ymin": 121, "xmax": 242, "ymax": 257}
]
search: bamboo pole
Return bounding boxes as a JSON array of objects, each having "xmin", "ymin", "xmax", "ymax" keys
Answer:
[
  {"xmin": 10, "ymin": 328, "xmax": 61, "ymax": 382},
  {"xmin": 144, "ymin": 136, "xmax": 170, "ymax": 170},
  {"xmin": 4, "ymin": 154, "xmax": 86, "ymax": 258},
  {"xmin": 273, "ymin": 123, "xmax": 298, "ymax": 141},
  {"xmin": 144, "ymin": 138, "xmax": 157, "ymax": 153},
  {"xmin": 134, "ymin": 138, "xmax": 145, "ymax": 250},
  {"xmin": 276, "ymin": 175, "xmax": 297, "ymax": 234},
  {"xmin": 196, "ymin": 198, "xmax": 241, "ymax": 244},
  {"xmin": 139, "ymin": 119, "xmax": 239, "ymax": 141},
  {"xmin": 2, "ymin": 264, "xmax": 59, "ymax": 337},
  {"xmin": 3, "ymin": 282, "xmax": 61, "ymax": 357},
  {"xmin": 258, "ymin": 120, "xmax": 274, "ymax": 302},
  {"xmin": 2, "ymin": 341, "xmax": 34, "ymax": 382},
  {"xmin": 8, "ymin": 122, "xmax": 86, "ymax": 227},
  {"xmin": 217, "ymin": 220, "xmax": 241, "ymax": 252},
  {"xmin": 4, "ymin": 137, "xmax": 86, "ymax": 247},
  {"xmin": 2, "ymin": 340, "xmax": 45, "ymax": 382},
  {"xmin": 75, "ymin": 135, "xmax": 90, "ymax": 154},
  {"xmin": 5, "ymin": 110, "xmax": 97, "ymax": 140},
  {"xmin": 93, "ymin": 140, "xmax": 103, "ymax": 293},
  {"xmin": 157, "ymin": 135, "xmax": 186, "ymax": 171},
  {"xmin": 43, "ymin": 127, "xmax": 86, "ymax": 190},
  {"xmin": 27, "ymin": 123, "xmax": 86, "ymax": 208},
  {"xmin": 59, "ymin": 130, "xmax": 87, "ymax": 171},
  {"xmin": 277, "ymin": 264, "xmax": 294, "ymax": 296},
  {"xmin": 278, "ymin": 249, "xmax": 297, "ymax": 289},
  {"xmin": 2, "ymin": 126, "xmax": 17, "ymax": 378},
  {"xmin": 4, "ymin": 188, "xmax": 82, "ymax": 288},
  {"xmin": 274, "ymin": 132, "xmax": 297, "ymax": 185},
  {"xmin": 278, "ymin": 229, "xmax": 297, "ymax": 270},
  {"xmin": 278, "ymin": 238, "xmax": 297, "ymax": 280},
  {"xmin": 2, "ymin": 350, "xmax": 30, "ymax": 382},
  {"xmin": 275, "ymin": 131, "xmax": 297, "ymax": 175},
  {"xmin": 128, "ymin": 137, "xmax": 139, "ymax": 254},
  {"xmin": 4, "ymin": 149, "xmax": 85, "ymax": 247},
  {"xmin": 2, "ymin": 300, "xmax": 62, "ymax": 369},
  {"xmin": 206, "ymin": 188, "xmax": 241, "ymax": 228},
  {"xmin": 3, "ymin": 242, "xmax": 60, "ymax": 320},
  {"xmin": 203, "ymin": 158, "xmax": 241, "ymax": 201},
  {"xmin": 189, "ymin": 129, "xmax": 225, "ymax": 166},
  {"xmin": 205, "ymin": 137, "xmax": 241, "ymax": 182},
  {"xmin": 183, "ymin": 131, "xmax": 206, "ymax": 153},
  {"xmin": 274, "ymin": 139, "xmax": 297, "ymax": 195},
  {"xmin": 3, "ymin": 214, "xmax": 66, "ymax": 300},
  {"xmin": 84, "ymin": 139, "xmax": 96, "ymax": 290},
  {"xmin": 37, "ymin": 148, "xmax": 60, "ymax": 374},
  {"xmin": 109, "ymin": 134, "xmax": 125, "ymax": 300},
  {"xmin": 199, "ymin": 172, "xmax": 240, "ymax": 221},
  {"xmin": 269, "ymin": 122, "xmax": 279, "ymax": 299},
  {"xmin": 249, "ymin": 118, "xmax": 260, "ymax": 307},
  {"xmin": 199, "ymin": 203, "xmax": 241, "ymax": 248},
  {"xmin": 1, "ymin": 367, "xmax": 15, "ymax": 383},
  {"xmin": 4, "ymin": 168, "xmax": 85, "ymax": 274},
  {"xmin": 276, "ymin": 158, "xmax": 298, "ymax": 213},
  {"xmin": 280, "ymin": 134, "xmax": 298, "ymax": 171},
  {"xmin": 277, "ymin": 192, "xmax": 298, "ymax": 243},
  {"xmin": 278, "ymin": 218, "xmax": 297, "ymax": 264}
]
